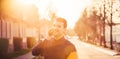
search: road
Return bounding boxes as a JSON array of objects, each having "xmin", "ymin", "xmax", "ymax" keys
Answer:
[{"xmin": 68, "ymin": 36, "xmax": 120, "ymax": 59}]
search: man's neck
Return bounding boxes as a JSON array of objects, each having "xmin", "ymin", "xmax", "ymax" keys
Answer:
[{"xmin": 55, "ymin": 36, "xmax": 64, "ymax": 41}]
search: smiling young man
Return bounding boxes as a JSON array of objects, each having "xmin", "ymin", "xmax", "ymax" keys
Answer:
[{"xmin": 32, "ymin": 17, "xmax": 78, "ymax": 59}]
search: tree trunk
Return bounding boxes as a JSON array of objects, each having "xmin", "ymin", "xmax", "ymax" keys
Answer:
[{"xmin": 110, "ymin": 25, "xmax": 113, "ymax": 49}]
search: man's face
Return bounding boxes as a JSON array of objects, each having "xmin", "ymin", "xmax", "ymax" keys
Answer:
[
  {"xmin": 51, "ymin": 20, "xmax": 65, "ymax": 40},
  {"xmin": 53, "ymin": 20, "xmax": 64, "ymax": 30}
]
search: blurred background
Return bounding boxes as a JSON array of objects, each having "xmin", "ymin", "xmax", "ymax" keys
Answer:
[{"xmin": 0, "ymin": 0, "xmax": 120, "ymax": 59}]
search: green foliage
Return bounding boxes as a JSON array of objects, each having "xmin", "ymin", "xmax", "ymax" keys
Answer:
[
  {"xmin": 0, "ymin": 38, "xmax": 9, "ymax": 59},
  {"xmin": 13, "ymin": 37, "xmax": 23, "ymax": 51},
  {"xmin": 27, "ymin": 37, "xmax": 36, "ymax": 48}
]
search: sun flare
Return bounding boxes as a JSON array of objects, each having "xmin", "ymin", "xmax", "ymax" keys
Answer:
[
  {"xmin": 1, "ymin": 0, "xmax": 92, "ymax": 28},
  {"xmin": 35, "ymin": 0, "xmax": 92, "ymax": 28},
  {"xmin": 52, "ymin": 0, "xmax": 92, "ymax": 28}
]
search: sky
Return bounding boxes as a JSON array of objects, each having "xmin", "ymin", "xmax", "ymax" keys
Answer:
[
  {"xmin": 2, "ymin": 0, "xmax": 92, "ymax": 28},
  {"xmin": 34, "ymin": 0, "xmax": 92, "ymax": 28}
]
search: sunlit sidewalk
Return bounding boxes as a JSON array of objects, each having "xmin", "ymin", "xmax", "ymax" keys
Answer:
[
  {"xmin": 13, "ymin": 52, "xmax": 34, "ymax": 59},
  {"xmin": 79, "ymin": 41, "xmax": 119, "ymax": 56},
  {"xmin": 67, "ymin": 37, "xmax": 120, "ymax": 56},
  {"xmin": 14, "ymin": 36, "xmax": 120, "ymax": 59}
]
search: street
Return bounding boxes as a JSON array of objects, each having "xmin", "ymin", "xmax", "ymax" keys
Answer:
[{"xmin": 68, "ymin": 37, "xmax": 120, "ymax": 59}]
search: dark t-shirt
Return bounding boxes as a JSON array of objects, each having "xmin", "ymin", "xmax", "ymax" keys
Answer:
[{"xmin": 32, "ymin": 37, "xmax": 76, "ymax": 59}]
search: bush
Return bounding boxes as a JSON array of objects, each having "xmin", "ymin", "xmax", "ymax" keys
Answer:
[
  {"xmin": 0, "ymin": 38, "xmax": 9, "ymax": 59},
  {"xmin": 27, "ymin": 37, "xmax": 36, "ymax": 48},
  {"xmin": 6, "ymin": 49, "xmax": 31, "ymax": 59},
  {"xmin": 114, "ymin": 43, "xmax": 120, "ymax": 52},
  {"xmin": 13, "ymin": 37, "xmax": 23, "ymax": 51}
]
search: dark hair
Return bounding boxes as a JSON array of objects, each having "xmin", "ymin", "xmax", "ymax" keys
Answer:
[{"xmin": 56, "ymin": 17, "xmax": 67, "ymax": 28}]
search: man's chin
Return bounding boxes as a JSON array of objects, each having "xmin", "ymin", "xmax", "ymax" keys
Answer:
[{"xmin": 54, "ymin": 36, "xmax": 63, "ymax": 40}]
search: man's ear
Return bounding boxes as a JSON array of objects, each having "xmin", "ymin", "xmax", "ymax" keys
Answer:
[{"xmin": 67, "ymin": 52, "xmax": 78, "ymax": 59}]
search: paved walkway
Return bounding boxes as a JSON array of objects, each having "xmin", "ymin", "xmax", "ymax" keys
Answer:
[
  {"xmin": 68, "ymin": 37, "xmax": 120, "ymax": 59},
  {"xmin": 13, "ymin": 52, "xmax": 34, "ymax": 59},
  {"xmin": 68, "ymin": 37, "xmax": 120, "ymax": 56},
  {"xmin": 14, "ymin": 37, "xmax": 120, "ymax": 59}
]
